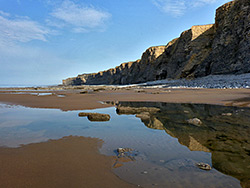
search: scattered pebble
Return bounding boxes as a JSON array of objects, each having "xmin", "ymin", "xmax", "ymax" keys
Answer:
[
  {"xmin": 196, "ymin": 162, "xmax": 212, "ymax": 170},
  {"xmin": 143, "ymin": 73, "xmax": 250, "ymax": 89}
]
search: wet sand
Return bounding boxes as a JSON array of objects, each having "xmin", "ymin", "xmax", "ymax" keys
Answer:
[
  {"xmin": 0, "ymin": 136, "xmax": 136, "ymax": 188},
  {"xmin": 0, "ymin": 88, "xmax": 250, "ymax": 187},
  {"xmin": 0, "ymin": 88, "xmax": 250, "ymax": 111}
]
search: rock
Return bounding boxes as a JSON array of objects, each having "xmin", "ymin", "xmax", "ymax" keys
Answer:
[
  {"xmin": 222, "ymin": 113, "xmax": 233, "ymax": 116},
  {"xmin": 87, "ymin": 113, "xmax": 110, "ymax": 122},
  {"xmin": 63, "ymin": 0, "xmax": 250, "ymax": 86},
  {"xmin": 78, "ymin": 112, "xmax": 110, "ymax": 122},
  {"xmin": 196, "ymin": 162, "xmax": 212, "ymax": 170},
  {"xmin": 151, "ymin": 91, "xmax": 160, "ymax": 94},
  {"xmin": 116, "ymin": 106, "xmax": 160, "ymax": 115},
  {"xmin": 135, "ymin": 112, "xmax": 150, "ymax": 120},
  {"xmin": 134, "ymin": 89, "xmax": 145, "ymax": 93},
  {"xmin": 116, "ymin": 148, "xmax": 137, "ymax": 161},
  {"xmin": 79, "ymin": 90, "xmax": 94, "ymax": 94},
  {"xmin": 78, "ymin": 112, "xmax": 89, "ymax": 117},
  {"xmin": 117, "ymin": 148, "xmax": 133, "ymax": 154},
  {"xmin": 187, "ymin": 118, "xmax": 202, "ymax": 126},
  {"xmin": 113, "ymin": 148, "xmax": 137, "ymax": 169}
]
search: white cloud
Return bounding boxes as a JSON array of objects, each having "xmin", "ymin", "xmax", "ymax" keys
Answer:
[
  {"xmin": 153, "ymin": 0, "xmax": 223, "ymax": 17},
  {"xmin": 0, "ymin": 11, "xmax": 51, "ymax": 45},
  {"xmin": 153, "ymin": 0, "xmax": 186, "ymax": 17},
  {"xmin": 0, "ymin": 10, "xmax": 10, "ymax": 17},
  {"xmin": 72, "ymin": 27, "xmax": 89, "ymax": 33},
  {"xmin": 45, "ymin": 18, "xmax": 65, "ymax": 28},
  {"xmin": 191, "ymin": 0, "xmax": 217, "ymax": 7},
  {"xmin": 49, "ymin": 0, "xmax": 111, "ymax": 32},
  {"xmin": 0, "ymin": 1, "xmax": 111, "ymax": 45}
]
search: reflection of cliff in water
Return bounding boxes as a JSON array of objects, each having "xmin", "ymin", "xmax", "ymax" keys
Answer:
[{"xmin": 114, "ymin": 102, "xmax": 250, "ymax": 188}]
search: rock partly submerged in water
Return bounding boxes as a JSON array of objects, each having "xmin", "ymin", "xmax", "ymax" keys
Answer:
[
  {"xmin": 135, "ymin": 112, "xmax": 151, "ymax": 120},
  {"xmin": 117, "ymin": 148, "xmax": 133, "ymax": 156},
  {"xmin": 196, "ymin": 162, "xmax": 212, "ymax": 170},
  {"xmin": 113, "ymin": 148, "xmax": 137, "ymax": 168},
  {"xmin": 78, "ymin": 112, "xmax": 110, "ymax": 122},
  {"xmin": 116, "ymin": 106, "xmax": 160, "ymax": 115},
  {"xmin": 116, "ymin": 148, "xmax": 137, "ymax": 160}
]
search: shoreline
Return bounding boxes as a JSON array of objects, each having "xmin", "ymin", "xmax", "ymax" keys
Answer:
[
  {"xmin": 1, "ymin": 88, "xmax": 250, "ymax": 187},
  {"xmin": 0, "ymin": 136, "xmax": 137, "ymax": 188},
  {"xmin": 0, "ymin": 88, "xmax": 250, "ymax": 111}
]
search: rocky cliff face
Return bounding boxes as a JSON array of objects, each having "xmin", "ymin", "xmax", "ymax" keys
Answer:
[
  {"xmin": 63, "ymin": 0, "xmax": 250, "ymax": 86},
  {"xmin": 194, "ymin": 0, "xmax": 250, "ymax": 77},
  {"xmin": 63, "ymin": 46, "xmax": 165, "ymax": 85}
]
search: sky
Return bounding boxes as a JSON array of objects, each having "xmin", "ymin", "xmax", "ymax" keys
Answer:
[{"xmin": 0, "ymin": 0, "xmax": 231, "ymax": 86}]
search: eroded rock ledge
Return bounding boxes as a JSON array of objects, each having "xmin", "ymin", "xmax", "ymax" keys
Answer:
[{"xmin": 63, "ymin": 0, "xmax": 250, "ymax": 86}]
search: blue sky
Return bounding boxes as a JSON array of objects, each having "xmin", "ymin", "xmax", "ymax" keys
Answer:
[{"xmin": 0, "ymin": 0, "xmax": 230, "ymax": 86}]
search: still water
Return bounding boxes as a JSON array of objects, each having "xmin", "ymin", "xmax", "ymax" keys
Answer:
[{"xmin": 0, "ymin": 102, "xmax": 249, "ymax": 188}]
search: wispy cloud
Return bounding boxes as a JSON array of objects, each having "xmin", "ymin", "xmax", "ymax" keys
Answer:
[
  {"xmin": 0, "ymin": 11, "xmax": 51, "ymax": 45},
  {"xmin": 0, "ymin": 10, "xmax": 10, "ymax": 17},
  {"xmin": 153, "ymin": 0, "xmax": 186, "ymax": 17},
  {"xmin": 48, "ymin": 0, "xmax": 111, "ymax": 33},
  {"xmin": 0, "ymin": 0, "xmax": 111, "ymax": 46},
  {"xmin": 191, "ymin": 0, "xmax": 217, "ymax": 8},
  {"xmin": 153, "ymin": 0, "xmax": 222, "ymax": 17}
]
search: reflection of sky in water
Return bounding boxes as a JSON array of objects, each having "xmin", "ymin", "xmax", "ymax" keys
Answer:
[
  {"xmin": 0, "ymin": 92, "xmax": 65, "ymax": 97},
  {"xmin": 0, "ymin": 103, "xmax": 242, "ymax": 188}
]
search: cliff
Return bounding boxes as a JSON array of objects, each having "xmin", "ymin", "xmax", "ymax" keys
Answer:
[
  {"xmin": 63, "ymin": 46, "xmax": 166, "ymax": 85},
  {"xmin": 63, "ymin": 0, "xmax": 250, "ymax": 86}
]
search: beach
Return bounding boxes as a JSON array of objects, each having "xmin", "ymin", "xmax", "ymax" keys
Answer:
[
  {"xmin": 0, "ymin": 87, "xmax": 250, "ymax": 187},
  {"xmin": 1, "ymin": 0, "xmax": 249, "ymax": 186},
  {"xmin": 0, "ymin": 136, "xmax": 136, "ymax": 188},
  {"xmin": 0, "ymin": 88, "xmax": 250, "ymax": 111}
]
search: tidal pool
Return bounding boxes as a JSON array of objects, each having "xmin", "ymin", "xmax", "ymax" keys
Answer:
[{"xmin": 0, "ymin": 102, "xmax": 249, "ymax": 188}]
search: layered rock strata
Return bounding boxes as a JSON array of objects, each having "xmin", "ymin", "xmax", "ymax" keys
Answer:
[{"xmin": 63, "ymin": 0, "xmax": 250, "ymax": 86}]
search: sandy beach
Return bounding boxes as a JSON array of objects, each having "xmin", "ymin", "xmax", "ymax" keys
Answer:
[
  {"xmin": 0, "ymin": 88, "xmax": 250, "ymax": 187},
  {"xmin": 0, "ymin": 136, "xmax": 136, "ymax": 188},
  {"xmin": 0, "ymin": 88, "xmax": 250, "ymax": 111}
]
